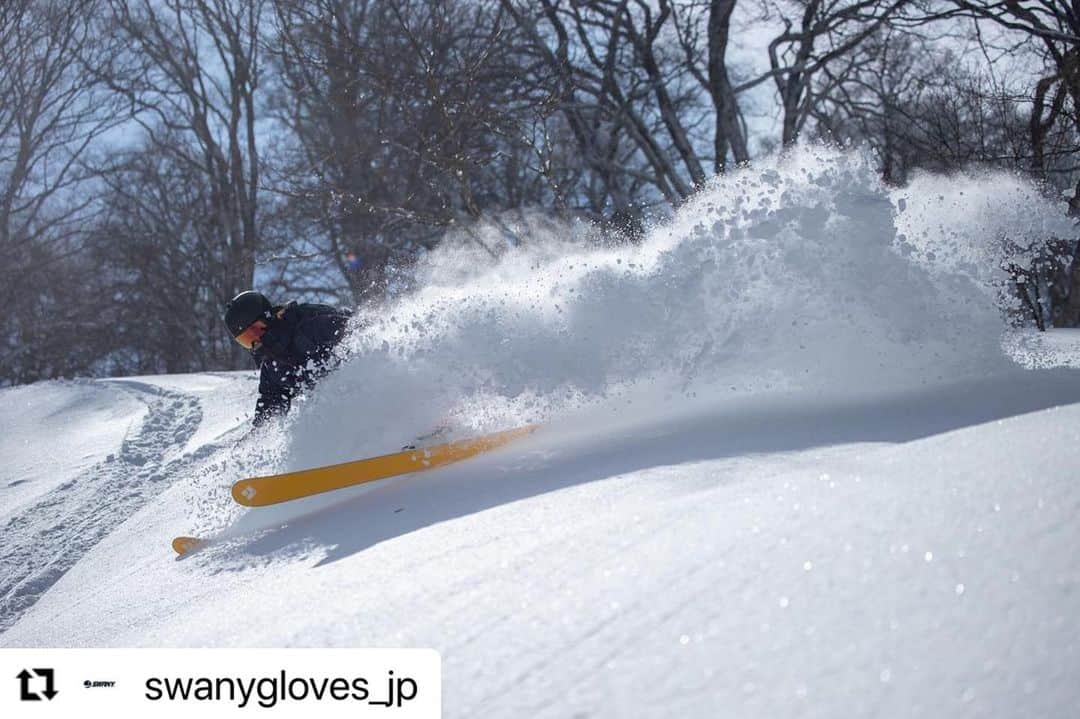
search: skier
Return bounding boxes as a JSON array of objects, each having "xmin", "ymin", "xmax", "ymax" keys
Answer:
[{"xmin": 223, "ymin": 290, "xmax": 353, "ymax": 427}]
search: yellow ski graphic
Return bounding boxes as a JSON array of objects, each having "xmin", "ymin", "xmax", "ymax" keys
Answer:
[{"xmin": 231, "ymin": 424, "xmax": 537, "ymax": 507}]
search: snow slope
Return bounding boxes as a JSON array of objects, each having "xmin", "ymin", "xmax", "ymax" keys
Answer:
[
  {"xmin": 2, "ymin": 147, "xmax": 1079, "ymax": 718},
  {"xmin": 0, "ymin": 380, "xmax": 145, "ymax": 513},
  {"xmin": 0, "ymin": 373, "xmax": 253, "ymax": 634}
]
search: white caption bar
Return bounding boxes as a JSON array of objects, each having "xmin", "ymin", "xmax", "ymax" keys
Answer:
[{"xmin": 1, "ymin": 648, "xmax": 440, "ymax": 718}]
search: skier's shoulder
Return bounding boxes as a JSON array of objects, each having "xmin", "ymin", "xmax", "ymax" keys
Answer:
[
  {"xmin": 285, "ymin": 301, "xmax": 353, "ymax": 347},
  {"xmin": 285, "ymin": 300, "xmax": 353, "ymax": 322}
]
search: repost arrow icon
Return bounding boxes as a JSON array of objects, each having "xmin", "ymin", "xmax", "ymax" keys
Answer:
[
  {"xmin": 17, "ymin": 669, "xmax": 39, "ymax": 701},
  {"xmin": 35, "ymin": 668, "xmax": 57, "ymax": 700}
]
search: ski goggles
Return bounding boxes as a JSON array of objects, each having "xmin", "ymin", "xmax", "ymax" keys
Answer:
[{"xmin": 234, "ymin": 321, "xmax": 267, "ymax": 350}]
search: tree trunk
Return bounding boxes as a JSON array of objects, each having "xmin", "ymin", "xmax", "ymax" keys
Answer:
[{"xmin": 708, "ymin": 0, "xmax": 748, "ymax": 172}]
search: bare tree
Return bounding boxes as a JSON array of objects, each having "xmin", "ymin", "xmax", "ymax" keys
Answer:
[
  {"xmin": 809, "ymin": 29, "xmax": 928, "ymax": 181},
  {"xmin": 101, "ymin": 0, "xmax": 265, "ymax": 309},
  {"xmin": 269, "ymin": 0, "xmax": 554, "ymax": 303},
  {"xmin": 502, "ymin": 0, "xmax": 739, "ymax": 204},
  {"xmin": 743, "ymin": 0, "xmax": 909, "ymax": 146},
  {"xmin": 938, "ymin": 0, "xmax": 1080, "ymax": 324},
  {"xmin": 938, "ymin": 3, "xmax": 1077, "ymax": 191},
  {"xmin": 90, "ymin": 136, "xmax": 243, "ymax": 373},
  {"xmin": 812, "ymin": 30, "xmax": 1032, "ymax": 181},
  {"xmin": 0, "ymin": 0, "xmax": 122, "ymax": 383}
]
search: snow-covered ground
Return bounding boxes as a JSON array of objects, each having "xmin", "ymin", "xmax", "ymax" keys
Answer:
[{"xmin": 2, "ymin": 148, "xmax": 1079, "ymax": 717}]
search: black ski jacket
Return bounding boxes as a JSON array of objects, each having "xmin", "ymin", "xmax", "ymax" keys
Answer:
[{"xmin": 249, "ymin": 301, "xmax": 352, "ymax": 426}]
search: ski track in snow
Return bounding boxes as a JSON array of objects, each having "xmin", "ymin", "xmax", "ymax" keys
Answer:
[{"xmin": 0, "ymin": 380, "xmax": 207, "ymax": 632}]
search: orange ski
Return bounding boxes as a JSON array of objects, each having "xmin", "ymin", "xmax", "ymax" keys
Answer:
[
  {"xmin": 172, "ymin": 536, "xmax": 204, "ymax": 556},
  {"xmin": 231, "ymin": 424, "xmax": 537, "ymax": 507}
]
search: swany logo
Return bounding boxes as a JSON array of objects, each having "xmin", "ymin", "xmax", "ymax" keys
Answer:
[{"xmin": 84, "ymin": 679, "xmax": 117, "ymax": 688}]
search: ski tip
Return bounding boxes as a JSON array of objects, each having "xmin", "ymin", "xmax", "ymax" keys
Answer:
[
  {"xmin": 232, "ymin": 480, "xmax": 259, "ymax": 506},
  {"xmin": 172, "ymin": 536, "xmax": 204, "ymax": 556}
]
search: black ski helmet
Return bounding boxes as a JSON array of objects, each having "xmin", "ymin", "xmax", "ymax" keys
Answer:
[{"xmin": 224, "ymin": 290, "xmax": 273, "ymax": 337}]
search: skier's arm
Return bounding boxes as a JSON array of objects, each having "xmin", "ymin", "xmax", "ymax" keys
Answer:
[{"xmin": 253, "ymin": 369, "xmax": 292, "ymax": 426}]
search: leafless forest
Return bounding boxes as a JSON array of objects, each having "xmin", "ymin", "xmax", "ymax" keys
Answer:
[{"xmin": 2, "ymin": 0, "xmax": 1078, "ymax": 384}]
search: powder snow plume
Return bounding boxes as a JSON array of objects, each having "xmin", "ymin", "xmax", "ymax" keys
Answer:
[{"xmin": 276, "ymin": 146, "xmax": 1067, "ymax": 471}]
